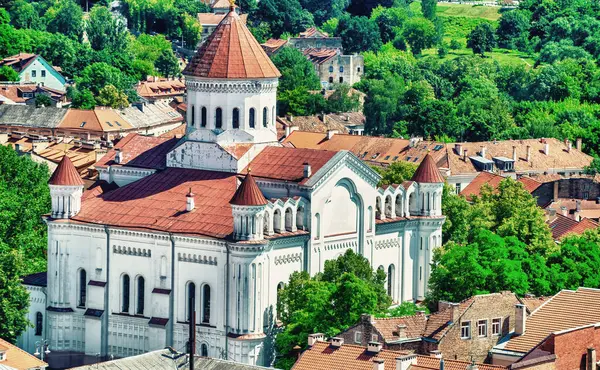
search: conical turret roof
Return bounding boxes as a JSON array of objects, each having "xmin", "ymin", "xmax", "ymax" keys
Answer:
[
  {"xmin": 48, "ymin": 155, "xmax": 84, "ymax": 186},
  {"xmin": 183, "ymin": 8, "xmax": 281, "ymax": 79},
  {"xmin": 411, "ymin": 153, "xmax": 444, "ymax": 183},
  {"xmin": 230, "ymin": 172, "xmax": 268, "ymax": 206}
]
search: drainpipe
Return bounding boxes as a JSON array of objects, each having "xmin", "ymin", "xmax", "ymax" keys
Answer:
[
  {"xmin": 225, "ymin": 244, "xmax": 231, "ymax": 360},
  {"xmin": 167, "ymin": 234, "xmax": 175, "ymax": 346},
  {"xmin": 102, "ymin": 225, "xmax": 111, "ymax": 361}
]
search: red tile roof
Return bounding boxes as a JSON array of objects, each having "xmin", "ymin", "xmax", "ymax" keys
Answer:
[
  {"xmin": 460, "ymin": 172, "xmax": 542, "ymax": 200},
  {"xmin": 303, "ymin": 48, "xmax": 338, "ymax": 64},
  {"xmin": 245, "ymin": 146, "xmax": 336, "ymax": 185},
  {"xmin": 49, "ymin": 155, "xmax": 85, "ymax": 186},
  {"xmin": 0, "ymin": 338, "xmax": 48, "ymax": 370},
  {"xmin": 372, "ymin": 314, "xmax": 427, "ymax": 341},
  {"xmin": 185, "ymin": 9, "xmax": 280, "ymax": 79},
  {"xmin": 230, "ymin": 172, "xmax": 268, "ymax": 206},
  {"xmin": 548, "ymin": 214, "xmax": 599, "ymax": 240},
  {"xmin": 73, "ymin": 168, "xmax": 238, "ymax": 238},
  {"xmin": 0, "ymin": 53, "xmax": 38, "ymax": 73},
  {"xmin": 95, "ymin": 134, "xmax": 180, "ymax": 170},
  {"xmin": 411, "ymin": 154, "xmax": 444, "ymax": 183}
]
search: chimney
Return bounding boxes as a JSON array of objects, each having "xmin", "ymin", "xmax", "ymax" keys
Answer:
[
  {"xmin": 515, "ymin": 304, "xmax": 526, "ymax": 336},
  {"xmin": 429, "ymin": 350, "xmax": 442, "ymax": 358},
  {"xmin": 587, "ymin": 347, "xmax": 596, "ymax": 370},
  {"xmin": 449, "ymin": 303, "xmax": 460, "ymax": 323},
  {"xmin": 308, "ymin": 333, "xmax": 324, "ymax": 346},
  {"xmin": 330, "ymin": 337, "xmax": 344, "ymax": 348},
  {"xmin": 396, "ymin": 354, "xmax": 417, "ymax": 370},
  {"xmin": 526, "ymin": 146, "xmax": 531, "ymax": 162},
  {"xmin": 373, "ymin": 359, "xmax": 385, "ymax": 370},
  {"xmin": 576, "ymin": 138, "xmax": 582, "ymax": 151},
  {"xmin": 396, "ymin": 324, "xmax": 407, "ymax": 339},
  {"xmin": 327, "ymin": 130, "xmax": 338, "ymax": 140},
  {"xmin": 455, "ymin": 143, "xmax": 463, "ymax": 156},
  {"xmin": 367, "ymin": 341, "xmax": 383, "ymax": 353},
  {"xmin": 512, "ymin": 146, "xmax": 517, "ymax": 161},
  {"xmin": 480, "ymin": 146, "xmax": 486, "ymax": 158},
  {"xmin": 186, "ymin": 189, "xmax": 195, "ymax": 212},
  {"xmin": 567, "ymin": 140, "xmax": 572, "ymax": 153},
  {"xmin": 303, "ymin": 162, "xmax": 312, "ymax": 178},
  {"xmin": 553, "ymin": 181, "xmax": 559, "ymax": 201},
  {"xmin": 288, "ymin": 115, "xmax": 293, "ymax": 122},
  {"xmin": 544, "ymin": 142, "xmax": 550, "ymax": 156},
  {"xmin": 114, "ymin": 148, "xmax": 123, "ymax": 164},
  {"xmin": 361, "ymin": 314, "xmax": 376, "ymax": 325},
  {"xmin": 463, "ymin": 149, "xmax": 468, "ymax": 162},
  {"xmin": 576, "ymin": 199, "xmax": 582, "ymax": 213},
  {"xmin": 439, "ymin": 358, "xmax": 445, "ymax": 370},
  {"xmin": 561, "ymin": 206, "xmax": 568, "ymax": 217}
]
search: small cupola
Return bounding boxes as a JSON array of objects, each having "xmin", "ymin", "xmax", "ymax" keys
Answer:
[
  {"xmin": 411, "ymin": 153, "xmax": 444, "ymax": 217},
  {"xmin": 49, "ymin": 155, "xmax": 85, "ymax": 219},
  {"xmin": 230, "ymin": 171, "xmax": 268, "ymax": 241}
]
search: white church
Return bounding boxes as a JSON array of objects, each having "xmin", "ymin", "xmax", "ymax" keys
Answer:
[{"xmin": 36, "ymin": 5, "xmax": 445, "ymax": 368}]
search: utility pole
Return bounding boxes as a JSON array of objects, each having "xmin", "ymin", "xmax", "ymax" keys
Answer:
[{"xmin": 188, "ymin": 296, "xmax": 196, "ymax": 370}]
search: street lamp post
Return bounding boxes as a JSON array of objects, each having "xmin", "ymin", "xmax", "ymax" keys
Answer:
[{"xmin": 34, "ymin": 340, "xmax": 51, "ymax": 362}]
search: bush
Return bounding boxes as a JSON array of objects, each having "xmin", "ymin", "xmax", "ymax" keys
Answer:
[
  {"xmin": 438, "ymin": 43, "xmax": 449, "ymax": 58},
  {"xmin": 450, "ymin": 39, "xmax": 462, "ymax": 50}
]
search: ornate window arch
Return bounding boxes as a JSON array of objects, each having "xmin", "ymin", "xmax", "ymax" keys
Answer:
[
  {"xmin": 232, "ymin": 108, "xmax": 240, "ymax": 129},
  {"xmin": 187, "ymin": 281, "xmax": 196, "ymax": 322},
  {"xmin": 121, "ymin": 274, "xmax": 130, "ymax": 313},
  {"xmin": 136, "ymin": 276, "xmax": 145, "ymax": 315},
  {"xmin": 202, "ymin": 284, "xmax": 211, "ymax": 324},
  {"xmin": 78, "ymin": 269, "xmax": 87, "ymax": 308}
]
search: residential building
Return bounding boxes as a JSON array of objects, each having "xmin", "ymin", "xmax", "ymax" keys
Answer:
[
  {"xmin": 276, "ymin": 112, "xmax": 365, "ymax": 141},
  {"xmin": 0, "ymin": 84, "xmax": 69, "ymax": 107},
  {"xmin": 547, "ymin": 213, "xmax": 598, "ymax": 241},
  {"xmin": 491, "ymin": 287, "xmax": 600, "ymax": 367},
  {"xmin": 17, "ymin": 272, "xmax": 48, "ymax": 357},
  {"xmin": 197, "ymin": 1, "xmax": 247, "ymax": 43},
  {"xmin": 36, "ymin": 8, "xmax": 445, "ymax": 368},
  {"xmin": 0, "ymin": 53, "xmax": 67, "ymax": 91},
  {"xmin": 135, "ymin": 77, "xmax": 186, "ymax": 103},
  {"xmin": 292, "ymin": 335, "xmax": 506, "ymax": 370},
  {"xmin": 0, "ymin": 338, "xmax": 47, "ymax": 370}
]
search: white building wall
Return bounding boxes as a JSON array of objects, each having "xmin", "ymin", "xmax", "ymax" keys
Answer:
[{"xmin": 21, "ymin": 58, "xmax": 65, "ymax": 91}]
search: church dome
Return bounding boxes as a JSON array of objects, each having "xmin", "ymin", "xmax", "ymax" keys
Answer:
[
  {"xmin": 411, "ymin": 153, "xmax": 444, "ymax": 183},
  {"xmin": 183, "ymin": 7, "xmax": 281, "ymax": 79},
  {"xmin": 230, "ymin": 172, "xmax": 268, "ymax": 206},
  {"xmin": 49, "ymin": 155, "xmax": 84, "ymax": 186}
]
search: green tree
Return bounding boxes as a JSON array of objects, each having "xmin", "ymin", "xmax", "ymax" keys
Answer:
[
  {"xmin": 326, "ymin": 83, "xmax": 361, "ymax": 113},
  {"xmin": 155, "ymin": 48, "xmax": 180, "ymax": 78},
  {"xmin": 496, "ymin": 10, "xmax": 530, "ymax": 49},
  {"xmin": 402, "ymin": 18, "xmax": 436, "ymax": 56},
  {"xmin": 9, "ymin": 0, "xmax": 42, "ymax": 30},
  {"xmin": 86, "ymin": 6, "xmax": 129, "ymax": 52},
  {"xmin": 467, "ymin": 23, "xmax": 496, "ymax": 56},
  {"xmin": 181, "ymin": 13, "xmax": 201, "ymax": 48},
  {"xmin": 371, "ymin": 6, "xmax": 408, "ymax": 44},
  {"xmin": 321, "ymin": 18, "xmax": 339, "ymax": 36},
  {"xmin": 70, "ymin": 88, "xmax": 96, "ymax": 109},
  {"xmin": 44, "ymin": 0, "xmax": 84, "ymax": 41},
  {"xmin": 0, "ymin": 245, "xmax": 30, "ymax": 343},
  {"xmin": 96, "ymin": 84, "xmax": 129, "ymax": 108},
  {"xmin": 421, "ymin": 0, "xmax": 437, "ymax": 20},
  {"xmin": 299, "ymin": 0, "xmax": 348, "ymax": 25},
  {"xmin": 347, "ymin": 0, "xmax": 394, "ymax": 17},
  {"xmin": 0, "ymin": 66, "xmax": 18, "ymax": 81},
  {"xmin": 0, "ymin": 8, "xmax": 9, "ymax": 25},
  {"xmin": 35, "ymin": 94, "xmax": 52, "ymax": 107},
  {"xmin": 372, "ymin": 161, "xmax": 417, "ymax": 186},
  {"xmin": 256, "ymin": 0, "xmax": 313, "ymax": 37},
  {"xmin": 338, "ymin": 15, "xmax": 382, "ymax": 53},
  {"xmin": 76, "ymin": 62, "xmax": 131, "ymax": 95}
]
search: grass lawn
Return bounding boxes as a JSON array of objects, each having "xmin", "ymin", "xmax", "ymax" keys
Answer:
[
  {"xmin": 409, "ymin": 1, "xmax": 501, "ymax": 21},
  {"xmin": 422, "ymin": 46, "xmax": 536, "ymax": 67}
]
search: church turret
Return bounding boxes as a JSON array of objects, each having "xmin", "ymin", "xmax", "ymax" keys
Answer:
[
  {"xmin": 230, "ymin": 171, "xmax": 268, "ymax": 241},
  {"xmin": 48, "ymin": 156, "xmax": 84, "ymax": 219},
  {"xmin": 411, "ymin": 153, "xmax": 444, "ymax": 217}
]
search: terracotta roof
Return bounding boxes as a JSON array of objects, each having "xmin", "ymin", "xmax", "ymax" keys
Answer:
[
  {"xmin": 372, "ymin": 314, "xmax": 427, "ymax": 342},
  {"xmin": 185, "ymin": 9, "xmax": 280, "ymax": 79},
  {"xmin": 211, "ymin": 0, "xmax": 235, "ymax": 8},
  {"xmin": 159, "ymin": 124, "xmax": 187, "ymax": 138},
  {"xmin": 460, "ymin": 172, "xmax": 542, "ymax": 200},
  {"xmin": 73, "ymin": 168, "xmax": 238, "ymax": 238},
  {"xmin": 303, "ymin": 48, "xmax": 338, "ymax": 64},
  {"xmin": 548, "ymin": 214, "xmax": 598, "ymax": 240},
  {"xmin": 0, "ymin": 338, "xmax": 47, "ymax": 370},
  {"xmin": 136, "ymin": 78, "xmax": 185, "ymax": 99},
  {"xmin": 35, "ymin": 143, "xmax": 97, "ymax": 176},
  {"xmin": 503, "ymin": 287, "xmax": 600, "ymax": 354},
  {"xmin": 244, "ymin": 146, "xmax": 336, "ymax": 185},
  {"xmin": 230, "ymin": 172, "xmax": 268, "ymax": 206},
  {"xmin": 299, "ymin": 27, "xmax": 328, "ymax": 38},
  {"xmin": 58, "ymin": 109, "xmax": 133, "ymax": 132},
  {"xmin": 519, "ymin": 296, "xmax": 548, "ymax": 313},
  {"xmin": 0, "ymin": 53, "xmax": 37, "ymax": 73},
  {"xmin": 546, "ymin": 199, "xmax": 600, "ymax": 220},
  {"xmin": 292, "ymin": 341, "xmax": 503, "ymax": 370},
  {"xmin": 261, "ymin": 38, "xmax": 288, "ymax": 56},
  {"xmin": 411, "ymin": 154, "xmax": 444, "ymax": 183},
  {"xmin": 447, "ymin": 138, "xmax": 592, "ymax": 175},
  {"xmin": 49, "ymin": 155, "xmax": 85, "ymax": 186},
  {"xmin": 95, "ymin": 134, "xmax": 180, "ymax": 170},
  {"xmin": 422, "ymin": 298, "xmax": 474, "ymax": 341},
  {"xmin": 276, "ymin": 115, "xmax": 350, "ymax": 141}
]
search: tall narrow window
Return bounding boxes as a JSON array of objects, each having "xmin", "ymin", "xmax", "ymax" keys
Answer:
[
  {"xmin": 201, "ymin": 344, "xmax": 208, "ymax": 357},
  {"xmin": 201, "ymin": 107, "xmax": 207, "ymax": 127},
  {"xmin": 187, "ymin": 282, "xmax": 196, "ymax": 322},
  {"xmin": 215, "ymin": 108, "xmax": 222, "ymax": 129},
  {"xmin": 249, "ymin": 108, "xmax": 255, "ymax": 128},
  {"xmin": 191, "ymin": 106, "xmax": 195, "ymax": 127},
  {"xmin": 272, "ymin": 106, "xmax": 276, "ymax": 125},
  {"xmin": 35, "ymin": 312, "xmax": 43, "ymax": 336},
  {"xmin": 202, "ymin": 285, "xmax": 211, "ymax": 324},
  {"xmin": 232, "ymin": 108, "xmax": 240, "ymax": 129},
  {"xmin": 263, "ymin": 107, "xmax": 268, "ymax": 127},
  {"xmin": 78, "ymin": 269, "xmax": 87, "ymax": 307},
  {"xmin": 122, "ymin": 274, "xmax": 130, "ymax": 313},
  {"xmin": 136, "ymin": 276, "xmax": 145, "ymax": 315},
  {"xmin": 387, "ymin": 265, "xmax": 395, "ymax": 297}
]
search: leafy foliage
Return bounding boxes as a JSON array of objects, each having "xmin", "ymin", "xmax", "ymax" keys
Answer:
[
  {"xmin": 403, "ymin": 18, "xmax": 436, "ymax": 56},
  {"xmin": 373, "ymin": 160, "xmax": 417, "ymax": 186},
  {"xmin": 467, "ymin": 23, "xmax": 496, "ymax": 56},
  {"xmin": 0, "ymin": 244, "xmax": 30, "ymax": 343},
  {"xmin": 337, "ymin": 14, "xmax": 382, "ymax": 53},
  {"xmin": 86, "ymin": 6, "xmax": 128, "ymax": 52},
  {"xmin": 255, "ymin": 0, "xmax": 313, "ymax": 38},
  {"xmin": 0, "ymin": 65, "xmax": 18, "ymax": 81}
]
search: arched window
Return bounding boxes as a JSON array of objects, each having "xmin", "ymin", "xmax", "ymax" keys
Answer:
[
  {"xmin": 232, "ymin": 108, "xmax": 240, "ymax": 129},
  {"xmin": 249, "ymin": 108, "xmax": 255, "ymax": 128},
  {"xmin": 276, "ymin": 282, "xmax": 284, "ymax": 319},
  {"xmin": 296, "ymin": 206, "xmax": 305, "ymax": 230},
  {"xmin": 329, "ymin": 66, "xmax": 334, "ymax": 73},
  {"xmin": 315, "ymin": 213, "xmax": 321, "ymax": 238},
  {"xmin": 136, "ymin": 276, "xmax": 145, "ymax": 315},
  {"xmin": 262, "ymin": 107, "xmax": 268, "ymax": 127},
  {"xmin": 357, "ymin": 67, "xmax": 361, "ymax": 73},
  {"xmin": 273, "ymin": 209, "xmax": 281, "ymax": 232},
  {"xmin": 202, "ymin": 284, "xmax": 211, "ymax": 324},
  {"xmin": 385, "ymin": 196, "xmax": 392, "ymax": 218},
  {"xmin": 187, "ymin": 282, "xmax": 196, "ymax": 322},
  {"xmin": 328, "ymin": 77, "xmax": 333, "ymax": 83},
  {"xmin": 395, "ymin": 195, "xmax": 403, "ymax": 217},
  {"xmin": 432, "ymin": 192, "xmax": 437, "ymax": 211},
  {"xmin": 284, "ymin": 208, "xmax": 293, "ymax": 231},
  {"xmin": 339, "ymin": 65, "xmax": 344, "ymax": 72},
  {"xmin": 387, "ymin": 265, "xmax": 395, "ymax": 298},
  {"xmin": 201, "ymin": 343, "xmax": 208, "ymax": 357},
  {"xmin": 191, "ymin": 105, "xmax": 195, "ymax": 127},
  {"xmin": 215, "ymin": 108, "xmax": 222, "ymax": 129},
  {"xmin": 201, "ymin": 107, "xmax": 207, "ymax": 127},
  {"xmin": 35, "ymin": 312, "xmax": 43, "ymax": 336},
  {"xmin": 122, "ymin": 274, "xmax": 130, "ymax": 313},
  {"xmin": 368, "ymin": 206, "xmax": 373, "ymax": 231},
  {"xmin": 78, "ymin": 269, "xmax": 87, "ymax": 307}
]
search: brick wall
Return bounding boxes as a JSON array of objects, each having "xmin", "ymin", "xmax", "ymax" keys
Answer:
[
  {"xmin": 552, "ymin": 325, "xmax": 600, "ymax": 370},
  {"xmin": 533, "ymin": 179, "xmax": 600, "ymax": 206},
  {"xmin": 339, "ymin": 315, "xmax": 379, "ymax": 347}
]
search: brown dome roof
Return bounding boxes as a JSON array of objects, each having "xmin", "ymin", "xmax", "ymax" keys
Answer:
[
  {"xmin": 184, "ymin": 9, "xmax": 281, "ymax": 79},
  {"xmin": 230, "ymin": 172, "xmax": 268, "ymax": 206},
  {"xmin": 49, "ymin": 156, "xmax": 84, "ymax": 186},
  {"xmin": 411, "ymin": 153, "xmax": 444, "ymax": 183}
]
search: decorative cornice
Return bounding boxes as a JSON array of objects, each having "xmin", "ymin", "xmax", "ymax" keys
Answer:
[
  {"xmin": 113, "ymin": 245, "xmax": 152, "ymax": 257},
  {"xmin": 269, "ymin": 234, "xmax": 309, "ymax": 248},
  {"xmin": 274, "ymin": 252, "xmax": 302, "ymax": 265},
  {"xmin": 178, "ymin": 252, "xmax": 217, "ymax": 265},
  {"xmin": 186, "ymin": 79, "xmax": 278, "ymax": 94}
]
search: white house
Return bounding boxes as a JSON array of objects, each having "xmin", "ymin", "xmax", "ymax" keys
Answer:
[
  {"xmin": 0, "ymin": 54, "xmax": 67, "ymax": 91},
  {"xmin": 37, "ymin": 6, "xmax": 445, "ymax": 369}
]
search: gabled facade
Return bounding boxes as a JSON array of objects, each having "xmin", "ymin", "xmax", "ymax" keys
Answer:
[{"xmin": 0, "ymin": 54, "xmax": 66, "ymax": 91}]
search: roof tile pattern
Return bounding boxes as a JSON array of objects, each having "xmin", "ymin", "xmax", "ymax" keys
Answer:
[
  {"xmin": 504, "ymin": 288, "xmax": 600, "ymax": 353},
  {"xmin": 411, "ymin": 154, "xmax": 445, "ymax": 183},
  {"xmin": 460, "ymin": 172, "xmax": 542, "ymax": 200},
  {"xmin": 0, "ymin": 338, "xmax": 47, "ymax": 370},
  {"xmin": 230, "ymin": 172, "xmax": 268, "ymax": 206},
  {"xmin": 548, "ymin": 214, "xmax": 599, "ymax": 240},
  {"xmin": 49, "ymin": 155, "xmax": 85, "ymax": 186},
  {"xmin": 95, "ymin": 134, "xmax": 180, "ymax": 170},
  {"xmin": 185, "ymin": 10, "xmax": 280, "ymax": 79},
  {"xmin": 73, "ymin": 168, "xmax": 238, "ymax": 238},
  {"xmin": 372, "ymin": 314, "xmax": 427, "ymax": 341}
]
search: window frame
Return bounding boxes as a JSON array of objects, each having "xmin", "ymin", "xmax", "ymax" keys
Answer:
[
  {"xmin": 35, "ymin": 312, "xmax": 43, "ymax": 336},
  {"xmin": 232, "ymin": 108, "xmax": 240, "ymax": 129},
  {"xmin": 215, "ymin": 108, "xmax": 223, "ymax": 129},
  {"xmin": 122, "ymin": 274, "xmax": 130, "ymax": 313},
  {"xmin": 249, "ymin": 108, "xmax": 255, "ymax": 128},
  {"xmin": 491, "ymin": 317, "xmax": 501, "ymax": 336},
  {"xmin": 354, "ymin": 331, "xmax": 362, "ymax": 343},
  {"xmin": 477, "ymin": 319, "xmax": 487, "ymax": 337},
  {"xmin": 371, "ymin": 334, "xmax": 378, "ymax": 342},
  {"xmin": 202, "ymin": 284, "xmax": 211, "ymax": 324},
  {"xmin": 136, "ymin": 276, "xmax": 145, "ymax": 316},
  {"xmin": 41, "ymin": 70, "xmax": 46, "ymax": 78},
  {"xmin": 201, "ymin": 107, "xmax": 207, "ymax": 127},
  {"xmin": 78, "ymin": 269, "xmax": 87, "ymax": 308},
  {"xmin": 460, "ymin": 320, "xmax": 471, "ymax": 339}
]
